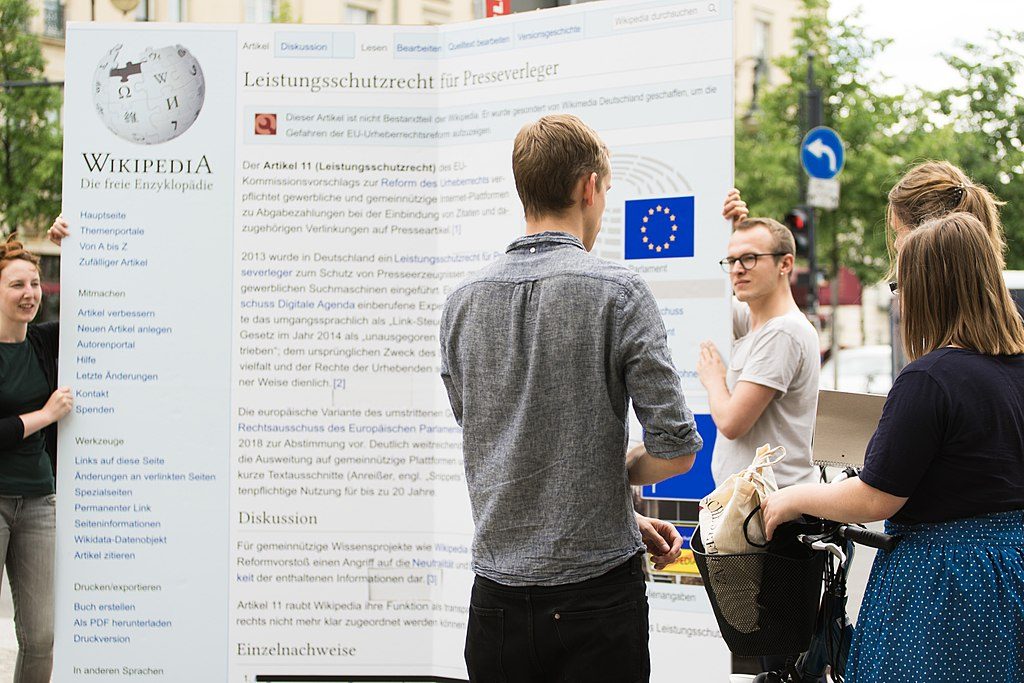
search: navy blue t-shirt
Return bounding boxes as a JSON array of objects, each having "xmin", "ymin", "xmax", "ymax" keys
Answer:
[{"xmin": 861, "ymin": 348, "xmax": 1024, "ymax": 524}]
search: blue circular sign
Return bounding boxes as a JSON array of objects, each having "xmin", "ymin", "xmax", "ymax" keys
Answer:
[{"xmin": 801, "ymin": 127, "xmax": 845, "ymax": 180}]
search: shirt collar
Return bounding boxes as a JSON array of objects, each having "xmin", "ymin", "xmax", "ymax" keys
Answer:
[{"xmin": 506, "ymin": 231, "xmax": 586, "ymax": 253}]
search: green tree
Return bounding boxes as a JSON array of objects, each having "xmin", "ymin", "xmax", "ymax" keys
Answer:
[
  {"xmin": 0, "ymin": 0, "xmax": 63, "ymax": 237},
  {"xmin": 903, "ymin": 30, "xmax": 1024, "ymax": 267},
  {"xmin": 272, "ymin": 0, "xmax": 300, "ymax": 23},
  {"xmin": 737, "ymin": 0, "xmax": 911, "ymax": 283},
  {"xmin": 740, "ymin": 2, "xmax": 1024, "ymax": 278}
]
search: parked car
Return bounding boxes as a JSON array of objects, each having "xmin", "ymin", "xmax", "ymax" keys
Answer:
[
  {"xmin": 820, "ymin": 344, "xmax": 893, "ymax": 395},
  {"xmin": 1004, "ymin": 271, "xmax": 1024, "ymax": 312}
]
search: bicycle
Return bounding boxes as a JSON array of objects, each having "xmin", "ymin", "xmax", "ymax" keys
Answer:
[{"xmin": 692, "ymin": 469, "xmax": 898, "ymax": 683}]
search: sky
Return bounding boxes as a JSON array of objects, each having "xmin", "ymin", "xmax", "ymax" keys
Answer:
[{"xmin": 828, "ymin": 0, "xmax": 1024, "ymax": 93}]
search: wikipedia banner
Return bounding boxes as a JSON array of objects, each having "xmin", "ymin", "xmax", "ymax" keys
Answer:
[{"xmin": 57, "ymin": 1, "xmax": 734, "ymax": 680}]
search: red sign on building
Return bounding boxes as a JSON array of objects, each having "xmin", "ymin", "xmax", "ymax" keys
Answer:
[{"xmin": 486, "ymin": 0, "xmax": 509, "ymax": 17}]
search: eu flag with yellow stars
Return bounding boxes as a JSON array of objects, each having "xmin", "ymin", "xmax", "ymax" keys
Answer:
[{"xmin": 624, "ymin": 196, "xmax": 695, "ymax": 260}]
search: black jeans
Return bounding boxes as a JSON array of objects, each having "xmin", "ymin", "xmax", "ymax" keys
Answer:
[{"xmin": 465, "ymin": 553, "xmax": 649, "ymax": 683}]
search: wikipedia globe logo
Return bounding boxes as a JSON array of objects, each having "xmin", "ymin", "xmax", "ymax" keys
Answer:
[{"xmin": 92, "ymin": 44, "xmax": 205, "ymax": 145}]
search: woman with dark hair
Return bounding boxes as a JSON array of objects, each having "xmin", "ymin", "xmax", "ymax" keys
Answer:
[
  {"xmin": 0, "ymin": 236, "xmax": 72, "ymax": 682},
  {"xmin": 761, "ymin": 213, "xmax": 1024, "ymax": 682}
]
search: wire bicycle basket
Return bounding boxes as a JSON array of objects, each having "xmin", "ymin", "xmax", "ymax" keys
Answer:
[{"xmin": 691, "ymin": 520, "xmax": 825, "ymax": 657}]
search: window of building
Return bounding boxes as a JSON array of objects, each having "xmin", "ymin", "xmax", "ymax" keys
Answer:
[
  {"xmin": 168, "ymin": 0, "xmax": 186, "ymax": 21},
  {"xmin": 345, "ymin": 5, "xmax": 377, "ymax": 24},
  {"xmin": 754, "ymin": 19, "xmax": 771, "ymax": 67},
  {"xmin": 246, "ymin": 0, "xmax": 276, "ymax": 22},
  {"xmin": 42, "ymin": 0, "xmax": 64, "ymax": 38}
]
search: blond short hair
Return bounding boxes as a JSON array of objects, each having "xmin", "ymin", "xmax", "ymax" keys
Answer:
[
  {"xmin": 512, "ymin": 114, "xmax": 610, "ymax": 220},
  {"xmin": 898, "ymin": 212, "xmax": 1024, "ymax": 361},
  {"xmin": 734, "ymin": 217, "xmax": 796, "ymax": 258}
]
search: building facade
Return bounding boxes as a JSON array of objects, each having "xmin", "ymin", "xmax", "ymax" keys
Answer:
[{"xmin": 734, "ymin": 0, "xmax": 800, "ymax": 110}]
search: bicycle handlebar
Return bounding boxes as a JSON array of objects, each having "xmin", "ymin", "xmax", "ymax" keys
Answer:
[
  {"xmin": 839, "ymin": 525, "xmax": 897, "ymax": 552},
  {"xmin": 815, "ymin": 469, "xmax": 899, "ymax": 552}
]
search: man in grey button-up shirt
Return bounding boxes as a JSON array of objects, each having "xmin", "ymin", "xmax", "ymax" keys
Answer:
[{"xmin": 440, "ymin": 115, "xmax": 702, "ymax": 681}]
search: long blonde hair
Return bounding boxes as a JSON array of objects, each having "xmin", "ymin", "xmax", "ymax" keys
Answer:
[
  {"xmin": 898, "ymin": 212, "xmax": 1024, "ymax": 361},
  {"xmin": 887, "ymin": 161, "xmax": 1006, "ymax": 272}
]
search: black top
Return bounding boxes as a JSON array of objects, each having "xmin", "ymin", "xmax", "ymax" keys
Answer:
[
  {"xmin": 0, "ymin": 323, "xmax": 59, "ymax": 477},
  {"xmin": 861, "ymin": 348, "xmax": 1024, "ymax": 524},
  {"xmin": 0, "ymin": 340, "xmax": 54, "ymax": 494}
]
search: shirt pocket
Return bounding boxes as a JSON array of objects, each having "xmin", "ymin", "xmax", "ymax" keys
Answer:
[{"xmin": 727, "ymin": 339, "xmax": 751, "ymax": 387}]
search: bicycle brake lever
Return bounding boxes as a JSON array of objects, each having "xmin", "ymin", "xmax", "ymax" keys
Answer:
[{"xmin": 798, "ymin": 535, "xmax": 848, "ymax": 566}]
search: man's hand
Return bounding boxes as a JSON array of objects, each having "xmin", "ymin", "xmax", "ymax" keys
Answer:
[
  {"xmin": 636, "ymin": 513, "xmax": 682, "ymax": 570},
  {"xmin": 696, "ymin": 340, "xmax": 727, "ymax": 390},
  {"xmin": 48, "ymin": 215, "xmax": 69, "ymax": 246},
  {"xmin": 722, "ymin": 188, "xmax": 748, "ymax": 227}
]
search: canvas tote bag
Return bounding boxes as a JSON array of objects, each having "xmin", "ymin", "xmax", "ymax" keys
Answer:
[
  {"xmin": 696, "ymin": 444, "xmax": 785, "ymax": 633},
  {"xmin": 698, "ymin": 443, "xmax": 784, "ymax": 555}
]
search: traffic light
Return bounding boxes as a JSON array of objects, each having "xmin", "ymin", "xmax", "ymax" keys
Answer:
[{"xmin": 784, "ymin": 207, "xmax": 810, "ymax": 257}]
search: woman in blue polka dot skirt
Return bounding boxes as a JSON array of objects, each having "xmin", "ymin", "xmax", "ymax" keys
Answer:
[{"xmin": 761, "ymin": 212, "xmax": 1024, "ymax": 682}]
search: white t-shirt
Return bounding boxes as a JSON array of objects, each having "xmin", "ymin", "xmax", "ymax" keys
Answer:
[{"xmin": 711, "ymin": 302, "xmax": 820, "ymax": 488}]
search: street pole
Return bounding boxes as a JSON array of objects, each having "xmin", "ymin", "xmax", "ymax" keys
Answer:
[
  {"xmin": 831, "ymin": 241, "xmax": 840, "ymax": 387},
  {"xmin": 803, "ymin": 52, "xmax": 841, "ymax": 377},
  {"xmin": 804, "ymin": 52, "xmax": 822, "ymax": 318}
]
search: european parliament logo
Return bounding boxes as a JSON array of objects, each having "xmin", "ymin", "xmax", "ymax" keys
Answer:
[{"xmin": 624, "ymin": 196, "xmax": 695, "ymax": 260}]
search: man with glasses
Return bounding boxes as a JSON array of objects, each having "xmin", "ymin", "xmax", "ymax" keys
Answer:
[{"xmin": 695, "ymin": 190, "xmax": 819, "ymax": 488}]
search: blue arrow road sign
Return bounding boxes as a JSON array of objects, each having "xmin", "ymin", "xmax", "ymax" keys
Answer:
[{"xmin": 801, "ymin": 127, "xmax": 845, "ymax": 180}]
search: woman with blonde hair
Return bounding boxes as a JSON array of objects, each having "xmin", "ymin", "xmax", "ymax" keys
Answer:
[
  {"xmin": 886, "ymin": 159, "xmax": 1006, "ymax": 264},
  {"xmin": 725, "ymin": 160, "xmax": 1007, "ymax": 265},
  {"xmin": 761, "ymin": 212, "xmax": 1024, "ymax": 681}
]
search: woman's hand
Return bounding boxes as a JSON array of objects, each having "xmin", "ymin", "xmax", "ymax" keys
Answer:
[
  {"xmin": 48, "ymin": 215, "xmax": 69, "ymax": 246},
  {"xmin": 42, "ymin": 387, "xmax": 73, "ymax": 423},
  {"xmin": 722, "ymin": 188, "xmax": 748, "ymax": 227},
  {"xmin": 19, "ymin": 387, "xmax": 74, "ymax": 440},
  {"xmin": 760, "ymin": 486, "xmax": 808, "ymax": 541}
]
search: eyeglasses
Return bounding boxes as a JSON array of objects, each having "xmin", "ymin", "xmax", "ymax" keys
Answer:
[
  {"xmin": 888, "ymin": 281, "xmax": 898, "ymax": 293},
  {"xmin": 719, "ymin": 252, "xmax": 788, "ymax": 273}
]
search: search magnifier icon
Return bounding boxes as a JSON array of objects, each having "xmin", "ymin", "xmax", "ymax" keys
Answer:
[{"xmin": 707, "ymin": 2, "xmax": 718, "ymax": 12}]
